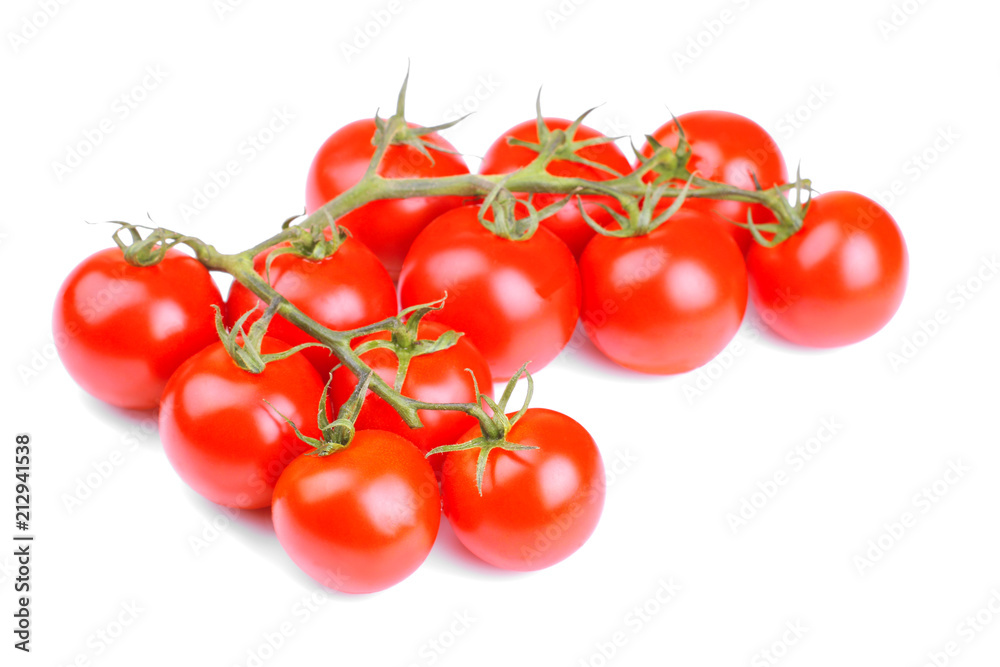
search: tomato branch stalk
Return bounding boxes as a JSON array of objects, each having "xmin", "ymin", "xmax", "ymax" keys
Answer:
[{"xmin": 114, "ymin": 73, "xmax": 811, "ymax": 437}]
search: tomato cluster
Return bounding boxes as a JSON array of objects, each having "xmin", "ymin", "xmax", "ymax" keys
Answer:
[{"xmin": 52, "ymin": 96, "xmax": 908, "ymax": 594}]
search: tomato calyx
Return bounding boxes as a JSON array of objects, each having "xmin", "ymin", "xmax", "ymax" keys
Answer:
[
  {"xmin": 111, "ymin": 221, "xmax": 192, "ymax": 267},
  {"xmin": 261, "ymin": 220, "xmax": 350, "ymax": 284},
  {"xmin": 427, "ymin": 364, "xmax": 539, "ymax": 495},
  {"xmin": 477, "ymin": 178, "xmax": 574, "ymax": 241},
  {"xmin": 576, "ymin": 177, "xmax": 696, "ymax": 238},
  {"xmin": 736, "ymin": 165, "xmax": 813, "ymax": 247},
  {"xmin": 354, "ymin": 297, "xmax": 462, "ymax": 392},
  {"xmin": 371, "ymin": 66, "xmax": 467, "ymax": 165},
  {"xmin": 270, "ymin": 371, "xmax": 373, "ymax": 454},
  {"xmin": 506, "ymin": 92, "xmax": 626, "ymax": 179},
  {"xmin": 633, "ymin": 115, "xmax": 695, "ymax": 185},
  {"xmin": 215, "ymin": 300, "xmax": 329, "ymax": 374}
]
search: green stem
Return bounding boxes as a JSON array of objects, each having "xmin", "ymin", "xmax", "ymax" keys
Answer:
[{"xmin": 131, "ymin": 103, "xmax": 809, "ymax": 434}]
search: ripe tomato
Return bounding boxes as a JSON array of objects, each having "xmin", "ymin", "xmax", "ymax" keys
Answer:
[
  {"xmin": 747, "ymin": 191, "xmax": 908, "ymax": 347},
  {"xmin": 330, "ymin": 320, "xmax": 492, "ymax": 470},
  {"xmin": 479, "ymin": 118, "xmax": 632, "ymax": 258},
  {"xmin": 225, "ymin": 236, "xmax": 397, "ymax": 377},
  {"xmin": 53, "ymin": 247, "xmax": 222, "ymax": 410},
  {"xmin": 398, "ymin": 206, "xmax": 581, "ymax": 379},
  {"xmin": 272, "ymin": 430, "xmax": 440, "ymax": 593},
  {"xmin": 640, "ymin": 111, "xmax": 788, "ymax": 253},
  {"xmin": 439, "ymin": 408, "xmax": 604, "ymax": 571},
  {"xmin": 159, "ymin": 337, "xmax": 326, "ymax": 509},
  {"xmin": 579, "ymin": 210, "xmax": 748, "ymax": 374},
  {"xmin": 305, "ymin": 119, "xmax": 470, "ymax": 278}
]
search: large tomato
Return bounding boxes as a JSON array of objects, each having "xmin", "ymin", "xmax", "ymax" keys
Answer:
[
  {"xmin": 747, "ymin": 191, "xmax": 908, "ymax": 347},
  {"xmin": 640, "ymin": 111, "xmax": 788, "ymax": 253},
  {"xmin": 272, "ymin": 430, "xmax": 440, "ymax": 594},
  {"xmin": 225, "ymin": 236, "xmax": 397, "ymax": 377},
  {"xmin": 305, "ymin": 119, "xmax": 470, "ymax": 278},
  {"xmin": 329, "ymin": 320, "xmax": 492, "ymax": 469},
  {"xmin": 579, "ymin": 210, "xmax": 748, "ymax": 374},
  {"xmin": 398, "ymin": 205, "xmax": 581, "ymax": 379},
  {"xmin": 53, "ymin": 247, "xmax": 222, "ymax": 410},
  {"xmin": 480, "ymin": 118, "xmax": 632, "ymax": 258},
  {"xmin": 159, "ymin": 337, "xmax": 326, "ymax": 509},
  {"xmin": 438, "ymin": 408, "xmax": 604, "ymax": 571}
]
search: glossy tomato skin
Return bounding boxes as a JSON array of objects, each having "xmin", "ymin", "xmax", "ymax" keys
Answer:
[
  {"xmin": 480, "ymin": 118, "xmax": 632, "ymax": 258},
  {"xmin": 53, "ymin": 247, "xmax": 223, "ymax": 410},
  {"xmin": 305, "ymin": 119, "xmax": 470, "ymax": 278},
  {"xmin": 225, "ymin": 236, "xmax": 397, "ymax": 377},
  {"xmin": 330, "ymin": 321, "xmax": 492, "ymax": 470},
  {"xmin": 579, "ymin": 211, "xmax": 748, "ymax": 374},
  {"xmin": 747, "ymin": 191, "xmax": 908, "ymax": 348},
  {"xmin": 640, "ymin": 111, "xmax": 787, "ymax": 253},
  {"xmin": 398, "ymin": 206, "xmax": 581, "ymax": 380},
  {"xmin": 159, "ymin": 337, "xmax": 326, "ymax": 509},
  {"xmin": 272, "ymin": 430, "xmax": 441, "ymax": 594},
  {"xmin": 439, "ymin": 408, "xmax": 604, "ymax": 571}
]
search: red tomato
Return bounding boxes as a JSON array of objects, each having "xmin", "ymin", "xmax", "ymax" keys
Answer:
[
  {"xmin": 159, "ymin": 337, "xmax": 326, "ymax": 509},
  {"xmin": 225, "ymin": 236, "xmax": 397, "ymax": 377},
  {"xmin": 52, "ymin": 247, "xmax": 222, "ymax": 410},
  {"xmin": 305, "ymin": 119, "xmax": 470, "ymax": 278},
  {"xmin": 640, "ymin": 111, "xmax": 788, "ymax": 253},
  {"xmin": 398, "ymin": 206, "xmax": 581, "ymax": 380},
  {"xmin": 439, "ymin": 408, "xmax": 604, "ymax": 571},
  {"xmin": 272, "ymin": 430, "xmax": 440, "ymax": 593},
  {"xmin": 579, "ymin": 210, "xmax": 748, "ymax": 374},
  {"xmin": 330, "ymin": 320, "xmax": 492, "ymax": 470},
  {"xmin": 747, "ymin": 191, "xmax": 908, "ymax": 347},
  {"xmin": 480, "ymin": 118, "xmax": 632, "ymax": 258}
]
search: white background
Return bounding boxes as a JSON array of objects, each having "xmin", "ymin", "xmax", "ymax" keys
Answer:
[{"xmin": 3, "ymin": 0, "xmax": 1000, "ymax": 665}]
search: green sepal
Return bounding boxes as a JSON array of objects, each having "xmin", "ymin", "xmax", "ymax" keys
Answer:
[
  {"xmin": 476, "ymin": 178, "xmax": 575, "ymax": 241},
  {"xmin": 371, "ymin": 64, "xmax": 469, "ymax": 164},
  {"xmin": 426, "ymin": 363, "xmax": 537, "ymax": 495},
  {"xmin": 504, "ymin": 91, "xmax": 624, "ymax": 178},
  {"xmin": 216, "ymin": 300, "xmax": 330, "ymax": 374},
  {"xmin": 576, "ymin": 175, "xmax": 696, "ymax": 238},
  {"xmin": 110, "ymin": 221, "xmax": 191, "ymax": 268},
  {"xmin": 265, "ymin": 371, "xmax": 373, "ymax": 456}
]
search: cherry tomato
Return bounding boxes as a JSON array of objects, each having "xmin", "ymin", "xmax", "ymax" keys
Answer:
[
  {"xmin": 305, "ymin": 119, "xmax": 470, "ymax": 278},
  {"xmin": 398, "ymin": 206, "xmax": 581, "ymax": 380},
  {"xmin": 747, "ymin": 191, "xmax": 908, "ymax": 347},
  {"xmin": 640, "ymin": 111, "xmax": 788, "ymax": 253},
  {"xmin": 330, "ymin": 320, "xmax": 492, "ymax": 471},
  {"xmin": 579, "ymin": 210, "xmax": 748, "ymax": 374},
  {"xmin": 272, "ymin": 430, "xmax": 440, "ymax": 593},
  {"xmin": 52, "ymin": 247, "xmax": 222, "ymax": 410},
  {"xmin": 439, "ymin": 408, "xmax": 604, "ymax": 571},
  {"xmin": 480, "ymin": 118, "xmax": 632, "ymax": 258},
  {"xmin": 159, "ymin": 337, "xmax": 326, "ymax": 509},
  {"xmin": 225, "ymin": 236, "xmax": 397, "ymax": 377}
]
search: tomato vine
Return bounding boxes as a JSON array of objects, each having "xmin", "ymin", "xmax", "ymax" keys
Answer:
[{"xmin": 111, "ymin": 70, "xmax": 812, "ymax": 440}]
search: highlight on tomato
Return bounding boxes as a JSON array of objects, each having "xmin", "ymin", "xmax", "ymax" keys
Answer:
[
  {"xmin": 639, "ymin": 110, "xmax": 788, "ymax": 253},
  {"xmin": 480, "ymin": 115, "xmax": 632, "ymax": 258},
  {"xmin": 53, "ymin": 246, "xmax": 223, "ymax": 410},
  {"xmin": 159, "ymin": 324, "xmax": 327, "ymax": 509},
  {"xmin": 747, "ymin": 190, "xmax": 908, "ymax": 348}
]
